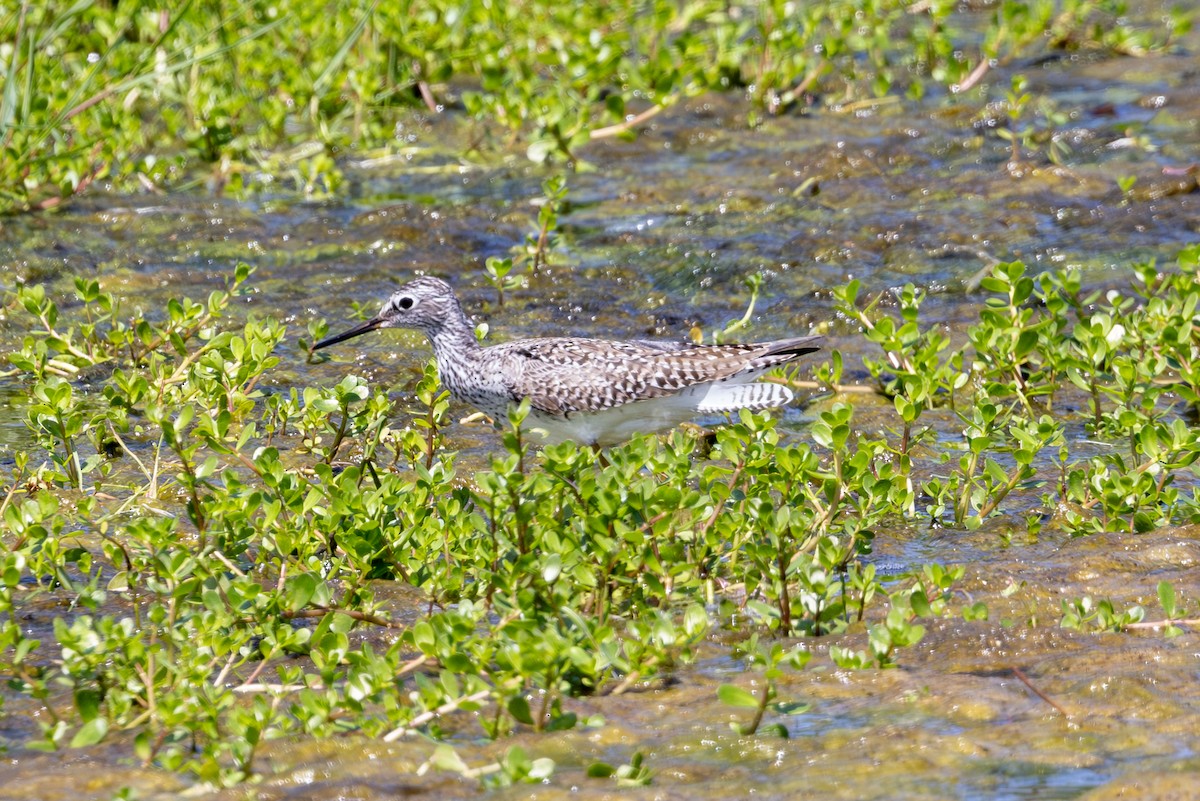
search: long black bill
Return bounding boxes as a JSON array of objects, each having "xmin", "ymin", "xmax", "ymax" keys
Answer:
[{"xmin": 311, "ymin": 316, "xmax": 384, "ymax": 351}]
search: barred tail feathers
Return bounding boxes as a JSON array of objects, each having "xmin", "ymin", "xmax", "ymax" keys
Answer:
[{"xmin": 695, "ymin": 381, "xmax": 794, "ymax": 413}]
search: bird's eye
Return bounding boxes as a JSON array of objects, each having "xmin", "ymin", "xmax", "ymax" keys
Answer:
[{"xmin": 398, "ymin": 296, "xmax": 414, "ymax": 310}]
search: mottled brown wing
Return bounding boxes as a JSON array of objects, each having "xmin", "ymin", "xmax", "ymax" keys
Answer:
[{"xmin": 499, "ymin": 336, "xmax": 821, "ymax": 415}]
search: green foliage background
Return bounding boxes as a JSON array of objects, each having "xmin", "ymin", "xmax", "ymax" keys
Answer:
[{"xmin": 2, "ymin": 0, "xmax": 1185, "ymax": 212}]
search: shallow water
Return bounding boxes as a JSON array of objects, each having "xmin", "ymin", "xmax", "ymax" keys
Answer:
[{"xmin": 2, "ymin": 11, "xmax": 1200, "ymax": 801}]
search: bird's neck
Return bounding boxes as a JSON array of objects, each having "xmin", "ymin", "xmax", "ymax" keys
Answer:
[{"xmin": 427, "ymin": 301, "xmax": 483, "ymax": 366}]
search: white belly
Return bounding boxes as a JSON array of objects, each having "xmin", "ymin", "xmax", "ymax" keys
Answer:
[{"xmin": 523, "ymin": 379, "xmax": 794, "ymax": 446}]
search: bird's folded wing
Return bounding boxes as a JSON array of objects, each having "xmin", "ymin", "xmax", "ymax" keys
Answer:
[{"xmin": 501, "ymin": 338, "xmax": 804, "ymax": 415}]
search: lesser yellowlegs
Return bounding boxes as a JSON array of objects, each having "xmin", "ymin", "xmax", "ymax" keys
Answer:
[{"xmin": 312, "ymin": 277, "xmax": 821, "ymax": 446}]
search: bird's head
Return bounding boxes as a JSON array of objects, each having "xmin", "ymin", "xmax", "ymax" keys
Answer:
[{"xmin": 312, "ymin": 276, "xmax": 460, "ymax": 351}]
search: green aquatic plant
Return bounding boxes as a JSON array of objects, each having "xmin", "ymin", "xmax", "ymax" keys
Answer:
[
  {"xmin": 424, "ymin": 743, "xmax": 556, "ymax": 788},
  {"xmin": 2, "ymin": 0, "xmax": 1185, "ymax": 213},
  {"xmin": 720, "ymin": 636, "xmax": 811, "ymax": 737},
  {"xmin": 479, "ymin": 174, "xmax": 567, "ymax": 306},
  {"xmin": 1117, "ymin": 174, "xmax": 1138, "ymax": 202},
  {"xmin": 587, "ymin": 749, "xmax": 653, "ymax": 787},
  {"xmin": 991, "ymin": 74, "xmax": 1070, "ymax": 173},
  {"xmin": 924, "ymin": 401, "xmax": 1065, "ymax": 530},
  {"xmin": 969, "ymin": 261, "xmax": 1069, "ymax": 412},
  {"xmin": 837, "ymin": 245, "xmax": 1200, "ymax": 534},
  {"xmin": 1144, "ymin": 580, "xmax": 1199, "ymax": 638},
  {"xmin": 483, "ymin": 256, "xmax": 526, "ymax": 309},
  {"xmin": 5, "ymin": 246, "xmax": 1200, "ymax": 786},
  {"xmin": 1, "ymin": 262, "xmax": 934, "ymax": 783},
  {"xmin": 525, "ymin": 173, "xmax": 568, "ymax": 272},
  {"xmin": 1059, "ymin": 595, "xmax": 1147, "ymax": 633}
]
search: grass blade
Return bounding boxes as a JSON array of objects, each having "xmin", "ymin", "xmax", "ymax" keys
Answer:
[{"xmin": 311, "ymin": 0, "xmax": 378, "ymax": 96}]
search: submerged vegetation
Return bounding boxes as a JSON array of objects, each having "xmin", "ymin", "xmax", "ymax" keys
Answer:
[
  {"xmin": 2, "ymin": 245, "xmax": 1199, "ymax": 786},
  {"xmin": 1, "ymin": 0, "xmax": 1190, "ymax": 213}
]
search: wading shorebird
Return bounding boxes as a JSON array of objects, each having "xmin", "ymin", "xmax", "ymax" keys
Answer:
[{"xmin": 311, "ymin": 277, "xmax": 821, "ymax": 446}]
